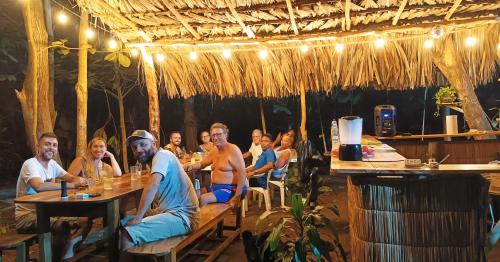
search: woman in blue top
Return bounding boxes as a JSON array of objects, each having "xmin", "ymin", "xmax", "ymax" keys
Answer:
[{"xmin": 196, "ymin": 131, "xmax": 215, "ymax": 153}]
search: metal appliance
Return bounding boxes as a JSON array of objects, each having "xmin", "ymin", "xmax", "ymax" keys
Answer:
[{"xmin": 374, "ymin": 105, "xmax": 396, "ymax": 137}]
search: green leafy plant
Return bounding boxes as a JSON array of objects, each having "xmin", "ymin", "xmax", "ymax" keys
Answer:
[
  {"xmin": 254, "ymin": 193, "xmax": 346, "ymax": 261},
  {"xmin": 434, "ymin": 86, "xmax": 460, "ymax": 116}
]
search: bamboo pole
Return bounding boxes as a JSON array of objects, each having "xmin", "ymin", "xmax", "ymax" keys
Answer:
[
  {"xmin": 300, "ymin": 82, "xmax": 307, "ymax": 141},
  {"xmin": 140, "ymin": 48, "xmax": 161, "ymax": 142},
  {"xmin": 259, "ymin": 100, "xmax": 267, "ymax": 134},
  {"xmin": 117, "ymin": 86, "xmax": 129, "ymax": 173},
  {"xmin": 75, "ymin": 10, "xmax": 88, "ymax": 157}
]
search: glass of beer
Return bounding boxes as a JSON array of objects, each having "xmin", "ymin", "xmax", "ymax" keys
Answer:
[{"xmin": 101, "ymin": 170, "xmax": 113, "ymax": 190}]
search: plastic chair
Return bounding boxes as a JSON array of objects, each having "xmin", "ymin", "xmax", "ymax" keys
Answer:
[
  {"xmin": 244, "ymin": 170, "xmax": 272, "ymax": 214},
  {"xmin": 268, "ymin": 164, "xmax": 289, "ymax": 208}
]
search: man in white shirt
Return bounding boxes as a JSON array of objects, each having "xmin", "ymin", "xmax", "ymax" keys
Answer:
[
  {"xmin": 15, "ymin": 132, "xmax": 89, "ymax": 260},
  {"xmin": 242, "ymin": 129, "xmax": 262, "ymax": 166}
]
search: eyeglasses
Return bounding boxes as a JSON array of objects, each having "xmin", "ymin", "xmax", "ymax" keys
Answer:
[{"xmin": 211, "ymin": 133, "xmax": 224, "ymax": 138}]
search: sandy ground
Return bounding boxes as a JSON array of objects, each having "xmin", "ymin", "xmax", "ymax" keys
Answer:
[{"xmin": 1, "ymin": 176, "xmax": 499, "ymax": 261}]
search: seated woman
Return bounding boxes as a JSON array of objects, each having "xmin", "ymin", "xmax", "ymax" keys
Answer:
[
  {"xmin": 271, "ymin": 134, "xmax": 294, "ymax": 180},
  {"xmin": 68, "ymin": 137, "xmax": 122, "ymax": 181},
  {"xmin": 196, "ymin": 131, "xmax": 215, "ymax": 153}
]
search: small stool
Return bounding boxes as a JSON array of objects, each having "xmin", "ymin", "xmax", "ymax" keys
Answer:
[{"xmin": 0, "ymin": 232, "xmax": 36, "ymax": 262}]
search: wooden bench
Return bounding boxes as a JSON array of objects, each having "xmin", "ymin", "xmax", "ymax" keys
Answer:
[
  {"xmin": 127, "ymin": 203, "xmax": 241, "ymax": 261},
  {"xmin": 0, "ymin": 231, "xmax": 36, "ymax": 262}
]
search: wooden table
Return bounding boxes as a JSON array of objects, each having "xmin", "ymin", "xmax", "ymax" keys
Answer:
[
  {"xmin": 330, "ymin": 148, "xmax": 500, "ymax": 261},
  {"xmin": 14, "ymin": 174, "xmax": 148, "ymax": 262},
  {"xmin": 376, "ymin": 130, "xmax": 500, "ymax": 140}
]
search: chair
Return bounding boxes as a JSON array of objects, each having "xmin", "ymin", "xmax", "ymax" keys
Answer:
[
  {"xmin": 268, "ymin": 164, "xmax": 289, "ymax": 208},
  {"xmin": 243, "ymin": 170, "xmax": 272, "ymax": 215}
]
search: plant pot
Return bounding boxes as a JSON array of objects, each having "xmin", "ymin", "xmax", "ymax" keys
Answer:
[{"xmin": 439, "ymin": 96, "xmax": 455, "ymax": 103}]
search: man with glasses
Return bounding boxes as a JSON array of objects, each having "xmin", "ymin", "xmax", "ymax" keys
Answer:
[
  {"xmin": 184, "ymin": 122, "xmax": 246, "ymax": 207},
  {"xmin": 246, "ymin": 133, "xmax": 276, "ymax": 188}
]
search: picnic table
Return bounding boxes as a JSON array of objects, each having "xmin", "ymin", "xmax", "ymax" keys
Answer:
[{"xmin": 14, "ymin": 174, "xmax": 148, "ymax": 262}]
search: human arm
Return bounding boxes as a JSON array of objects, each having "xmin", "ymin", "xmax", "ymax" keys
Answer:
[
  {"xmin": 274, "ymin": 150, "xmax": 291, "ymax": 170},
  {"xmin": 29, "ymin": 172, "xmax": 86, "ymax": 192},
  {"xmin": 227, "ymin": 145, "xmax": 246, "ymax": 208},
  {"xmin": 104, "ymin": 151, "xmax": 122, "ymax": 176},
  {"xmin": 184, "ymin": 151, "xmax": 213, "ymax": 171},
  {"xmin": 127, "ymin": 173, "xmax": 162, "ymax": 226},
  {"xmin": 242, "ymin": 151, "xmax": 251, "ymax": 159},
  {"xmin": 271, "ymin": 132, "xmax": 282, "ymax": 148},
  {"xmin": 247, "ymin": 162, "xmax": 274, "ymax": 178},
  {"xmin": 67, "ymin": 157, "xmax": 84, "ymax": 177}
]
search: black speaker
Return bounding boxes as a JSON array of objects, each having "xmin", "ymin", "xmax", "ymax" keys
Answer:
[{"xmin": 374, "ymin": 105, "xmax": 396, "ymax": 137}]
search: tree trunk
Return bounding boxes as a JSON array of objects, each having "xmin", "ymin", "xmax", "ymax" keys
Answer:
[
  {"xmin": 75, "ymin": 10, "xmax": 88, "ymax": 157},
  {"xmin": 43, "ymin": 0, "xmax": 56, "ymax": 127},
  {"xmin": 259, "ymin": 100, "xmax": 267, "ymax": 134},
  {"xmin": 432, "ymin": 36, "xmax": 494, "ymax": 139},
  {"xmin": 141, "ymin": 49, "xmax": 161, "ymax": 142},
  {"xmin": 183, "ymin": 97, "xmax": 197, "ymax": 152},
  {"xmin": 16, "ymin": 0, "xmax": 53, "ymax": 153},
  {"xmin": 118, "ymin": 87, "xmax": 129, "ymax": 173},
  {"xmin": 300, "ymin": 82, "xmax": 307, "ymax": 141}
]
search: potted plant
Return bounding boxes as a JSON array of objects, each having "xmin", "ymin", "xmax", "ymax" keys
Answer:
[
  {"xmin": 434, "ymin": 86, "xmax": 459, "ymax": 116},
  {"xmin": 243, "ymin": 193, "xmax": 346, "ymax": 261}
]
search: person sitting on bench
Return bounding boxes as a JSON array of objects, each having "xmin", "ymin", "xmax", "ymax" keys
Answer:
[
  {"xmin": 121, "ymin": 130, "xmax": 200, "ymax": 259},
  {"xmin": 184, "ymin": 122, "xmax": 246, "ymax": 207}
]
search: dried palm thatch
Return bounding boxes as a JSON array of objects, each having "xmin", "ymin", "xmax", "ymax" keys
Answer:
[
  {"xmin": 348, "ymin": 174, "xmax": 489, "ymax": 262},
  {"xmin": 75, "ymin": 0, "xmax": 499, "ymax": 98}
]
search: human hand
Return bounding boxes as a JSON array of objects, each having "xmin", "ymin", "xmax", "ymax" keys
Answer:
[
  {"xmin": 247, "ymin": 171, "xmax": 254, "ymax": 177},
  {"xmin": 127, "ymin": 216, "xmax": 142, "ymax": 227},
  {"xmin": 103, "ymin": 151, "xmax": 114, "ymax": 158},
  {"xmin": 228, "ymin": 195, "xmax": 241, "ymax": 209}
]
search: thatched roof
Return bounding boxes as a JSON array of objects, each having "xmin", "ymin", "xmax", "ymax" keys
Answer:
[{"xmin": 76, "ymin": 0, "xmax": 499, "ymax": 98}]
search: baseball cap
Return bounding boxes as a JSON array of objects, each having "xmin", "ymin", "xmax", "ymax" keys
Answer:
[{"xmin": 126, "ymin": 130, "xmax": 156, "ymax": 146}]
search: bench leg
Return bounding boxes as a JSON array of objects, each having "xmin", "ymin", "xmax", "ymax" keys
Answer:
[
  {"xmin": 216, "ymin": 220, "xmax": 224, "ymax": 238},
  {"xmin": 15, "ymin": 243, "xmax": 26, "ymax": 262},
  {"xmin": 159, "ymin": 250, "xmax": 175, "ymax": 262}
]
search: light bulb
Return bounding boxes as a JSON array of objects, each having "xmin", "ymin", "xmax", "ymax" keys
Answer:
[
  {"xmin": 335, "ymin": 43, "xmax": 344, "ymax": 53},
  {"xmin": 497, "ymin": 43, "xmax": 500, "ymax": 50},
  {"xmin": 465, "ymin": 36, "xmax": 477, "ymax": 47},
  {"xmin": 300, "ymin": 45, "xmax": 309, "ymax": 53},
  {"xmin": 108, "ymin": 39, "xmax": 118, "ymax": 50},
  {"xmin": 374, "ymin": 38, "xmax": 385, "ymax": 48},
  {"xmin": 222, "ymin": 49, "xmax": 231, "ymax": 58},
  {"xmin": 430, "ymin": 26, "xmax": 445, "ymax": 39},
  {"xmin": 85, "ymin": 28, "xmax": 95, "ymax": 39},
  {"xmin": 156, "ymin": 53, "xmax": 165, "ymax": 63},
  {"xmin": 131, "ymin": 48, "xmax": 139, "ymax": 57},
  {"xmin": 258, "ymin": 49, "xmax": 268, "ymax": 59},
  {"xmin": 57, "ymin": 12, "xmax": 68, "ymax": 24},
  {"xmin": 423, "ymin": 39, "xmax": 434, "ymax": 49},
  {"xmin": 189, "ymin": 51, "xmax": 198, "ymax": 60}
]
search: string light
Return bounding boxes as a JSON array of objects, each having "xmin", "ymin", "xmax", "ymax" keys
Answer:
[
  {"xmin": 430, "ymin": 26, "xmax": 445, "ymax": 39},
  {"xmin": 189, "ymin": 51, "xmax": 198, "ymax": 60},
  {"xmin": 423, "ymin": 39, "xmax": 434, "ymax": 49},
  {"xmin": 374, "ymin": 38, "xmax": 385, "ymax": 48},
  {"xmin": 130, "ymin": 48, "xmax": 139, "ymax": 57},
  {"xmin": 335, "ymin": 43, "xmax": 344, "ymax": 53},
  {"xmin": 497, "ymin": 43, "xmax": 500, "ymax": 50},
  {"xmin": 85, "ymin": 28, "xmax": 95, "ymax": 39},
  {"xmin": 108, "ymin": 39, "xmax": 118, "ymax": 50},
  {"xmin": 156, "ymin": 53, "xmax": 165, "ymax": 63},
  {"xmin": 258, "ymin": 49, "xmax": 268, "ymax": 59},
  {"xmin": 300, "ymin": 45, "xmax": 309, "ymax": 53},
  {"xmin": 465, "ymin": 36, "xmax": 477, "ymax": 47},
  {"xmin": 222, "ymin": 49, "xmax": 232, "ymax": 58},
  {"xmin": 57, "ymin": 11, "xmax": 68, "ymax": 24}
]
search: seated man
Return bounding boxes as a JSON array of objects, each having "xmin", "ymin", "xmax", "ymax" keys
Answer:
[
  {"xmin": 121, "ymin": 130, "xmax": 200, "ymax": 257},
  {"xmin": 271, "ymin": 134, "xmax": 294, "ymax": 180},
  {"xmin": 164, "ymin": 131, "xmax": 187, "ymax": 159},
  {"xmin": 184, "ymin": 122, "xmax": 246, "ymax": 207},
  {"xmin": 15, "ymin": 133, "xmax": 89, "ymax": 261},
  {"xmin": 247, "ymin": 133, "xmax": 276, "ymax": 188},
  {"xmin": 242, "ymin": 129, "xmax": 262, "ymax": 166}
]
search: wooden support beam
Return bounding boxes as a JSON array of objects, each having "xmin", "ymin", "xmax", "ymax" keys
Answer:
[
  {"xmin": 392, "ymin": 0, "xmax": 408, "ymax": 25},
  {"xmin": 224, "ymin": 0, "xmax": 255, "ymax": 38},
  {"xmin": 94, "ymin": 0, "xmax": 151, "ymax": 42},
  {"xmin": 285, "ymin": 0, "xmax": 299, "ymax": 35},
  {"xmin": 344, "ymin": 0, "xmax": 351, "ymax": 30},
  {"xmin": 162, "ymin": 2, "xmax": 201, "ymax": 39},
  {"xmin": 445, "ymin": 0, "xmax": 463, "ymax": 20}
]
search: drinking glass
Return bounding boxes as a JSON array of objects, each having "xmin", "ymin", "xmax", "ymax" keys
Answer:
[
  {"xmin": 101, "ymin": 170, "xmax": 113, "ymax": 190},
  {"xmin": 130, "ymin": 166, "xmax": 138, "ymax": 181}
]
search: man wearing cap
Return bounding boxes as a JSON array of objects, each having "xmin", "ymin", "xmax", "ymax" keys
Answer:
[{"xmin": 121, "ymin": 130, "xmax": 200, "ymax": 254}]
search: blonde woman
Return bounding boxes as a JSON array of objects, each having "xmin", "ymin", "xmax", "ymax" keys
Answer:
[{"xmin": 68, "ymin": 137, "xmax": 122, "ymax": 181}]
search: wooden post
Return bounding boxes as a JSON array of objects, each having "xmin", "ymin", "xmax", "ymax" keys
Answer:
[
  {"xmin": 43, "ymin": 0, "xmax": 56, "ymax": 127},
  {"xmin": 259, "ymin": 100, "xmax": 267, "ymax": 134},
  {"xmin": 300, "ymin": 82, "xmax": 307, "ymax": 141},
  {"xmin": 432, "ymin": 36, "xmax": 494, "ymax": 139},
  {"xmin": 117, "ymin": 77, "xmax": 129, "ymax": 173},
  {"xmin": 183, "ymin": 97, "xmax": 198, "ymax": 152},
  {"xmin": 75, "ymin": 10, "xmax": 88, "ymax": 157},
  {"xmin": 140, "ymin": 48, "xmax": 161, "ymax": 142}
]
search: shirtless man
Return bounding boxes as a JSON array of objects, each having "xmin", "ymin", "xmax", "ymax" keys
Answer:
[{"xmin": 184, "ymin": 122, "xmax": 246, "ymax": 207}]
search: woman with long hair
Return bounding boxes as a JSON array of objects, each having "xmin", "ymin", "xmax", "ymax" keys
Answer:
[
  {"xmin": 68, "ymin": 137, "xmax": 122, "ymax": 180},
  {"xmin": 196, "ymin": 131, "xmax": 215, "ymax": 153}
]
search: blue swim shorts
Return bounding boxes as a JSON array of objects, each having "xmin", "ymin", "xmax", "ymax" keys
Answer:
[{"xmin": 207, "ymin": 184, "xmax": 246, "ymax": 203}]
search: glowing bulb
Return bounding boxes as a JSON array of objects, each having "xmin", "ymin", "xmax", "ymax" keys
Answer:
[
  {"xmin": 189, "ymin": 51, "xmax": 198, "ymax": 60},
  {"xmin": 465, "ymin": 36, "xmax": 477, "ymax": 47},
  {"xmin": 222, "ymin": 49, "xmax": 231, "ymax": 58},
  {"xmin": 374, "ymin": 38, "xmax": 385, "ymax": 48},
  {"xmin": 258, "ymin": 49, "xmax": 268, "ymax": 59},
  {"xmin": 85, "ymin": 28, "xmax": 95, "ymax": 39},
  {"xmin": 497, "ymin": 43, "xmax": 500, "ymax": 50},
  {"xmin": 130, "ymin": 48, "xmax": 139, "ymax": 57},
  {"xmin": 430, "ymin": 26, "xmax": 445, "ymax": 39},
  {"xmin": 156, "ymin": 53, "xmax": 165, "ymax": 63},
  {"xmin": 335, "ymin": 43, "xmax": 344, "ymax": 53},
  {"xmin": 300, "ymin": 45, "xmax": 309, "ymax": 53},
  {"xmin": 57, "ymin": 12, "xmax": 68, "ymax": 24},
  {"xmin": 423, "ymin": 39, "xmax": 434, "ymax": 49},
  {"xmin": 108, "ymin": 39, "xmax": 118, "ymax": 50}
]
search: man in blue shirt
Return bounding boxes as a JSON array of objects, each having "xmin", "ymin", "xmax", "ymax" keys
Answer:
[{"xmin": 247, "ymin": 133, "xmax": 276, "ymax": 188}]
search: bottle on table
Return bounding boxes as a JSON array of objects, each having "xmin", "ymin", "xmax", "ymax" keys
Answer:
[{"xmin": 331, "ymin": 119, "xmax": 340, "ymax": 158}]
